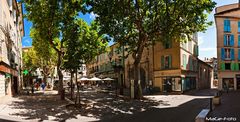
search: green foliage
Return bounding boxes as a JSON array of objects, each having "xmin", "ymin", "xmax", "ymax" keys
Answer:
[
  {"xmin": 89, "ymin": 0, "xmax": 216, "ymax": 57},
  {"xmin": 63, "ymin": 19, "xmax": 108, "ymax": 72},
  {"xmin": 30, "ymin": 28, "xmax": 57, "ymax": 77},
  {"xmin": 22, "ymin": 48, "xmax": 38, "ymax": 74}
]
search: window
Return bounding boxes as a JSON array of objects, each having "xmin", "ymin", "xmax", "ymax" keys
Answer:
[
  {"xmin": 224, "ymin": 49, "xmax": 230, "ymax": 59},
  {"xmin": 224, "ymin": 19, "xmax": 231, "ymax": 32},
  {"xmin": 224, "ymin": 34, "xmax": 234, "ymax": 46},
  {"xmin": 221, "ymin": 48, "xmax": 234, "ymax": 60},
  {"xmin": 225, "ymin": 63, "xmax": 231, "ymax": 70},
  {"xmin": 193, "ymin": 45, "xmax": 198, "ymax": 56},
  {"xmin": 182, "ymin": 54, "xmax": 187, "ymax": 69},
  {"xmin": 161, "ymin": 55, "xmax": 172, "ymax": 69},
  {"xmin": 164, "ymin": 41, "xmax": 172, "ymax": 49}
]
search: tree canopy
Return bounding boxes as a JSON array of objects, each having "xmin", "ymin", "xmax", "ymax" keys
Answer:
[{"xmin": 88, "ymin": 0, "xmax": 216, "ymax": 98}]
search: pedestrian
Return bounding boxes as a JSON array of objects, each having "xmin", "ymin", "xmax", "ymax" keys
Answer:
[{"xmin": 41, "ymin": 82, "xmax": 46, "ymax": 91}]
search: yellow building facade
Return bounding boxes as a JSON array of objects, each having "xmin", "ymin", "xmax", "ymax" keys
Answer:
[
  {"xmin": 87, "ymin": 32, "xmax": 212, "ymax": 93},
  {"xmin": 215, "ymin": 3, "xmax": 240, "ymax": 90}
]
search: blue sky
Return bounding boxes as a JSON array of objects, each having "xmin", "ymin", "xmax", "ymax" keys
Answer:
[
  {"xmin": 198, "ymin": 0, "xmax": 239, "ymax": 60},
  {"xmin": 22, "ymin": 0, "xmax": 239, "ymax": 60}
]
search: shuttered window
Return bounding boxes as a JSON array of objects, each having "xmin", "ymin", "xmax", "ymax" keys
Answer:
[{"xmin": 224, "ymin": 19, "xmax": 231, "ymax": 32}]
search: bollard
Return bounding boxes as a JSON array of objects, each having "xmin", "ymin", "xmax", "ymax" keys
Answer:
[{"xmin": 210, "ymin": 98, "xmax": 212, "ymax": 111}]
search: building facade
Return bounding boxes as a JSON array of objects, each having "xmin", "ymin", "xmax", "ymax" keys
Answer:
[
  {"xmin": 215, "ymin": 3, "xmax": 240, "ymax": 91},
  {"xmin": 198, "ymin": 59, "xmax": 213, "ymax": 90},
  {"xmin": 87, "ymin": 34, "xmax": 213, "ymax": 93},
  {"xmin": 204, "ymin": 57, "xmax": 218, "ymax": 88},
  {"xmin": 0, "ymin": 0, "xmax": 24, "ymax": 96}
]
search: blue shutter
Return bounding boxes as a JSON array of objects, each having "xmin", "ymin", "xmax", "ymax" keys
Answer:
[
  {"xmin": 224, "ymin": 35, "xmax": 227, "ymax": 46},
  {"xmin": 231, "ymin": 48, "xmax": 235, "ymax": 60},
  {"xmin": 230, "ymin": 35, "xmax": 234, "ymax": 46},
  {"xmin": 239, "ymin": 49, "xmax": 240, "ymax": 60},
  {"xmin": 221, "ymin": 48, "xmax": 225, "ymax": 60},
  {"xmin": 238, "ymin": 21, "xmax": 240, "ymax": 32},
  {"xmin": 238, "ymin": 35, "xmax": 240, "ymax": 47},
  {"xmin": 228, "ymin": 20, "xmax": 231, "ymax": 32},
  {"xmin": 224, "ymin": 20, "xmax": 227, "ymax": 31}
]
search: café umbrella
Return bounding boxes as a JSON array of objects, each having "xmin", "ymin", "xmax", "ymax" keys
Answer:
[
  {"xmin": 89, "ymin": 77, "xmax": 102, "ymax": 81},
  {"xmin": 103, "ymin": 78, "xmax": 114, "ymax": 81}
]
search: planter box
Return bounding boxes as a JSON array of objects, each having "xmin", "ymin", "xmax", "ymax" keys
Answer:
[{"xmin": 213, "ymin": 97, "xmax": 221, "ymax": 105}]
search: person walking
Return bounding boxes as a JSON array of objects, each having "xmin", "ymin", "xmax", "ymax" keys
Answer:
[{"xmin": 41, "ymin": 82, "xmax": 46, "ymax": 91}]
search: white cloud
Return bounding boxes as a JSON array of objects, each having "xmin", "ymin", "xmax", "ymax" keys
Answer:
[
  {"xmin": 89, "ymin": 12, "xmax": 98, "ymax": 20},
  {"xmin": 200, "ymin": 47, "xmax": 216, "ymax": 51}
]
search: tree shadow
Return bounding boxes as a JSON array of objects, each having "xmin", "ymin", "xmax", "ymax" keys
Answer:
[{"xmin": 7, "ymin": 91, "xmax": 163, "ymax": 121}]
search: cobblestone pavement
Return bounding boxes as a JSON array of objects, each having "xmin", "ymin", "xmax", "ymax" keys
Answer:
[
  {"xmin": 0, "ymin": 89, "xmax": 217, "ymax": 122},
  {"xmin": 208, "ymin": 90, "xmax": 240, "ymax": 122}
]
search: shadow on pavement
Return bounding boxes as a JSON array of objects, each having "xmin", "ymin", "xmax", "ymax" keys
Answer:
[
  {"xmin": 103, "ymin": 98, "xmax": 210, "ymax": 122},
  {"xmin": 7, "ymin": 91, "xmax": 161, "ymax": 121}
]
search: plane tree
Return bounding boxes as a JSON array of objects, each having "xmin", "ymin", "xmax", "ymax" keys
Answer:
[{"xmin": 88, "ymin": 0, "xmax": 216, "ymax": 98}]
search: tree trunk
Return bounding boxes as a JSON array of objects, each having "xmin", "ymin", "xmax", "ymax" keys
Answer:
[
  {"xmin": 75, "ymin": 69, "xmax": 77, "ymax": 99},
  {"xmin": 70, "ymin": 71, "xmax": 74, "ymax": 100},
  {"xmin": 132, "ymin": 34, "xmax": 148, "ymax": 99},
  {"xmin": 57, "ymin": 52, "xmax": 64, "ymax": 100},
  {"xmin": 133, "ymin": 62, "xmax": 141, "ymax": 99}
]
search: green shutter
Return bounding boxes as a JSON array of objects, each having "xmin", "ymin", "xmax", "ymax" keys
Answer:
[
  {"xmin": 169, "ymin": 55, "xmax": 172, "ymax": 68},
  {"xmin": 221, "ymin": 63, "xmax": 225, "ymax": 71},
  {"xmin": 235, "ymin": 63, "xmax": 239, "ymax": 71},
  {"xmin": 237, "ymin": 63, "xmax": 240, "ymax": 71},
  {"xmin": 161, "ymin": 56, "xmax": 164, "ymax": 69},
  {"xmin": 231, "ymin": 63, "xmax": 235, "ymax": 71}
]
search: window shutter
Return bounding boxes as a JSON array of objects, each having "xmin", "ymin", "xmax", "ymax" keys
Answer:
[
  {"xmin": 236, "ymin": 63, "xmax": 239, "ymax": 71},
  {"xmin": 238, "ymin": 35, "xmax": 240, "ymax": 47},
  {"xmin": 230, "ymin": 35, "xmax": 234, "ymax": 46},
  {"xmin": 221, "ymin": 48, "xmax": 225, "ymax": 60},
  {"xmin": 231, "ymin": 63, "xmax": 235, "ymax": 71},
  {"xmin": 238, "ymin": 21, "xmax": 240, "ymax": 32},
  {"xmin": 189, "ymin": 57, "xmax": 192, "ymax": 70},
  {"xmin": 184, "ymin": 55, "xmax": 187, "ymax": 69},
  {"xmin": 231, "ymin": 48, "xmax": 235, "ymax": 60},
  {"xmin": 228, "ymin": 20, "xmax": 231, "ymax": 32},
  {"xmin": 221, "ymin": 63, "xmax": 225, "ymax": 71},
  {"xmin": 239, "ymin": 49, "xmax": 240, "ymax": 60},
  {"xmin": 169, "ymin": 55, "xmax": 172, "ymax": 68},
  {"xmin": 224, "ymin": 35, "xmax": 227, "ymax": 46},
  {"xmin": 161, "ymin": 56, "xmax": 164, "ymax": 69},
  {"xmin": 224, "ymin": 20, "xmax": 227, "ymax": 31}
]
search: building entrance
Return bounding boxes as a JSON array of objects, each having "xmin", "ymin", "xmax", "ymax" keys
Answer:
[{"xmin": 237, "ymin": 78, "xmax": 240, "ymax": 89}]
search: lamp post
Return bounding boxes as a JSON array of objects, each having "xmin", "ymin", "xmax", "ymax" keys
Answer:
[{"xmin": 108, "ymin": 49, "xmax": 124, "ymax": 97}]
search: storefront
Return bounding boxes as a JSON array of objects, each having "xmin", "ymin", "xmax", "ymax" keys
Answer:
[
  {"xmin": 182, "ymin": 77, "xmax": 196, "ymax": 91},
  {"xmin": 236, "ymin": 74, "xmax": 240, "ymax": 89},
  {"xmin": 222, "ymin": 78, "xmax": 234, "ymax": 90},
  {"xmin": 162, "ymin": 77, "xmax": 182, "ymax": 92}
]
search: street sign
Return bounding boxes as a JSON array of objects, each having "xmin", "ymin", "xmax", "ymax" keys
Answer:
[{"xmin": 23, "ymin": 70, "xmax": 29, "ymax": 75}]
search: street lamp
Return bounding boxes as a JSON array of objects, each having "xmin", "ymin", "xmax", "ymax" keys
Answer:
[{"xmin": 108, "ymin": 49, "xmax": 125, "ymax": 96}]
